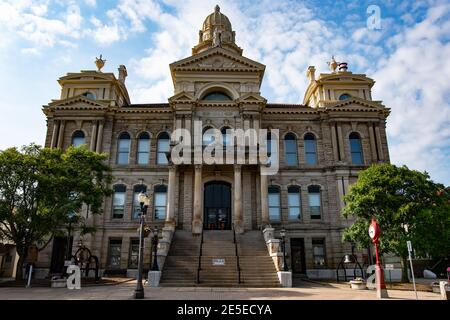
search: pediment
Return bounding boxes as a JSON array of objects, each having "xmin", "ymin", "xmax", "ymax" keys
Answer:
[
  {"xmin": 325, "ymin": 97, "xmax": 385, "ymax": 111},
  {"xmin": 238, "ymin": 93, "xmax": 267, "ymax": 104},
  {"xmin": 168, "ymin": 91, "xmax": 196, "ymax": 103},
  {"xmin": 59, "ymin": 71, "xmax": 115, "ymax": 82},
  {"xmin": 170, "ymin": 47, "xmax": 265, "ymax": 72},
  {"xmin": 48, "ymin": 95, "xmax": 109, "ymax": 108}
]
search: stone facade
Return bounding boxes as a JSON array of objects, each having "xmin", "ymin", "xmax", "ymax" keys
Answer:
[{"xmin": 36, "ymin": 6, "xmax": 390, "ymax": 279}]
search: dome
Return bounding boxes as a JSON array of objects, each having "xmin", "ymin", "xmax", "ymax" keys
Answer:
[
  {"xmin": 202, "ymin": 5, "xmax": 232, "ymax": 34},
  {"xmin": 192, "ymin": 5, "xmax": 242, "ymax": 55}
]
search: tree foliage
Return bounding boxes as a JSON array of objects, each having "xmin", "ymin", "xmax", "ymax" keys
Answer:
[
  {"xmin": 342, "ymin": 164, "xmax": 449, "ymax": 279},
  {"xmin": 0, "ymin": 144, "xmax": 112, "ymax": 279}
]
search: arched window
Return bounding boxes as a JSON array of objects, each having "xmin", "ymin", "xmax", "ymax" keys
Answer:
[
  {"xmin": 154, "ymin": 185, "xmax": 167, "ymax": 220},
  {"xmin": 82, "ymin": 91, "xmax": 96, "ymax": 100},
  {"xmin": 284, "ymin": 133, "xmax": 298, "ymax": 166},
  {"xmin": 265, "ymin": 132, "xmax": 278, "ymax": 164},
  {"xmin": 308, "ymin": 185, "xmax": 321, "ymax": 219},
  {"xmin": 349, "ymin": 132, "xmax": 363, "ymax": 164},
  {"xmin": 339, "ymin": 93, "xmax": 351, "ymax": 100},
  {"xmin": 157, "ymin": 132, "xmax": 170, "ymax": 165},
  {"xmin": 288, "ymin": 186, "xmax": 301, "ymax": 220},
  {"xmin": 71, "ymin": 130, "xmax": 85, "ymax": 147},
  {"xmin": 202, "ymin": 91, "xmax": 232, "ymax": 101},
  {"xmin": 304, "ymin": 133, "xmax": 317, "ymax": 165},
  {"xmin": 112, "ymin": 185, "xmax": 126, "ymax": 219},
  {"xmin": 132, "ymin": 185, "xmax": 147, "ymax": 219},
  {"xmin": 221, "ymin": 127, "xmax": 231, "ymax": 146},
  {"xmin": 202, "ymin": 127, "xmax": 215, "ymax": 146},
  {"xmin": 137, "ymin": 132, "xmax": 150, "ymax": 165},
  {"xmin": 268, "ymin": 186, "xmax": 281, "ymax": 221},
  {"xmin": 117, "ymin": 132, "xmax": 131, "ymax": 165}
]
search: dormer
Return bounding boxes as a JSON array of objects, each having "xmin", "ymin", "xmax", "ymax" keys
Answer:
[
  {"xmin": 303, "ymin": 59, "xmax": 375, "ymax": 108},
  {"xmin": 52, "ymin": 57, "xmax": 130, "ymax": 108}
]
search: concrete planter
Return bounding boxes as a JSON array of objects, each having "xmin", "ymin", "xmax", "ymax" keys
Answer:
[
  {"xmin": 147, "ymin": 271, "xmax": 161, "ymax": 287},
  {"xmin": 349, "ymin": 280, "xmax": 366, "ymax": 290}
]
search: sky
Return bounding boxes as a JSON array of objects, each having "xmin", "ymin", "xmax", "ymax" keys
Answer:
[{"xmin": 0, "ymin": 0, "xmax": 449, "ymax": 185}]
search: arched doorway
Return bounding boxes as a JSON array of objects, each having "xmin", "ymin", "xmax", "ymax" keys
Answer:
[{"xmin": 204, "ymin": 181, "xmax": 232, "ymax": 230}]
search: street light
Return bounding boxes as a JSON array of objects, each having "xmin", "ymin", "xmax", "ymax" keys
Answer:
[
  {"xmin": 134, "ymin": 192, "xmax": 150, "ymax": 299},
  {"xmin": 151, "ymin": 226, "xmax": 160, "ymax": 271},
  {"xmin": 280, "ymin": 228, "xmax": 288, "ymax": 272}
]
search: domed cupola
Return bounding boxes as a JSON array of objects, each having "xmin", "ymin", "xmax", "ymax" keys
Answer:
[{"xmin": 192, "ymin": 5, "xmax": 243, "ymax": 55}]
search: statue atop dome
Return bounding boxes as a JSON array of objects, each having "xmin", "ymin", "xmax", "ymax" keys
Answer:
[{"xmin": 192, "ymin": 5, "xmax": 243, "ymax": 55}]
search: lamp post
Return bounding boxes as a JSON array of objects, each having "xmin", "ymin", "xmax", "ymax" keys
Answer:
[
  {"xmin": 151, "ymin": 226, "xmax": 160, "ymax": 271},
  {"xmin": 369, "ymin": 218, "xmax": 389, "ymax": 299},
  {"xmin": 134, "ymin": 192, "xmax": 149, "ymax": 299},
  {"xmin": 280, "ymin": 228, "xmax": 288, "ymax": 272}
]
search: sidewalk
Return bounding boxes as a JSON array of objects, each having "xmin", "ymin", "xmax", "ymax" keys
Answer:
[{"xmin": 0, "ymin": 280, "xmax": 442, "ymax": 300}]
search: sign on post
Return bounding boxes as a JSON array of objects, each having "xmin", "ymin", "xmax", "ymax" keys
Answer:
[
  {"xmin": 406, "ymin": 241, "xmax": 418, "ymax": 299},
  {"xmin": 407, "ymin": 240, "xmax": 412, "ymax": 252}
]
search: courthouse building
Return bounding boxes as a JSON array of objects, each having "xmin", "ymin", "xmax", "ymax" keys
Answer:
[{"xmin": 36, "ymin": 6, "xmax": 390, "ymax": 285}]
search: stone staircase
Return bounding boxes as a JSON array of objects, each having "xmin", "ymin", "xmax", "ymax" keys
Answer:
[
  {"xmin": 159, "ymin": 230, "xmax": 200, "ymax": 287},
  {"xmin": 160, "ymin": 229, "xmax": 280, "ymax": 287},
  {"xmin": 237, "ymin": 231, "xmax": 281, "ymax": 287}
]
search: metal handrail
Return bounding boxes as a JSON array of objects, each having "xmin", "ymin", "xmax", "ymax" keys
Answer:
[
  {"xmin": 232, "ymin": 224, "xmax": 241, "ymax": 284},
  {"xmin": 196, "ymin": 229, "xmax": 204, "ymax": 284}
]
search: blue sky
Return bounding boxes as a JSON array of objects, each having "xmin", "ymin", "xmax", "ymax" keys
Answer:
[{"xmin": 0, "ymin": 0, "xmax": 449, "ymax": 185}]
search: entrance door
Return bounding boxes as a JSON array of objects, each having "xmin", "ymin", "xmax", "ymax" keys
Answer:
[
  {"xmin": 50, "ymin": 236, "xmax": 72, "ymax": 274},
  {"xmin": 204, "ymin": 181, "xmax": 231, "ymax": 230},
  {"xmin": 291, "ymin": 238, "xmax": 306, "ymax": 274}
]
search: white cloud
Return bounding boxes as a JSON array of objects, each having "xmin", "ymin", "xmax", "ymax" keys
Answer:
[{"xmin": 84, "ymin": 0, "xmax": 96, "ymax": 7}]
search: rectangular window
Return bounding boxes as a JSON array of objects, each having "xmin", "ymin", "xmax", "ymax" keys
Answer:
[
  {"xmin": 137, "ymin": 139, "xmax": 150, "ymax": 165},
  {"xmin": 112, "ymin": 186, "xmax": 126, "ymax": 219},
  {"xmin": 117, "ymin": 139, "xmax": 130, "ymax": 165},
  {"xmin": 154, "ymin": 191, "xmax": 167, "ymax": 220},
  {"xmin": 108, "ymin": 239, "xmax": 122, "ymax": 268},
  {"xmin": 304, "ymin": 140, "xmax": 317, "ymax": 165},
  {"xmin": 128, "ymin": 239, "xmax": 139, "ymax": 268},
  {"xmin": 288, "ymin": 188, "xmax": 301, "ymax": 220},
  {"xmin": 157, "ymin": 139, "xmax": 170, "ymax": 165},
  {"xmin": 308, "ymin": 186, "xmax": 321, "ymax": 219},
  {"xmin": 132, "ymin": 185, "xmax": 147, "ymax": 219},
  {"xmin": 268, "ymin": 192, "xmax": 281, "ymax": 221},
  {"xmin": 312, "ymin": 239, "xmax": 326, "ymax": 267}
]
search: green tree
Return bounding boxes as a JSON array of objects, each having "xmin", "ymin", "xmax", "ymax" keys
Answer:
[
  {"xmin": 0, "ymin": 144, "xmax": 112, "ymax": 280},
  {"xmin": 342, "ymin": 163, "xmax": 448, "ymax": 282}
]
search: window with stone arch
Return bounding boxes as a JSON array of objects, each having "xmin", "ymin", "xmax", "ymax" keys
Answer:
[
  {"xmin": 137, "ymin": 132, "xmax": 150, "ymax": 165},
  {"xmin": 112, "ymin": 184, "xmax": 126, "ymax": 219},
  {"xmin": 202, "ymin": 126, "xmax": 215, "ymax": 146},
  {"xmin": 284, "ymin": 133, "xmax": 298, "ymax": 166},
  {"xmin": 304, "ymin": 133, "xmax": 317, "ymax": 165},
  {"xmin": 349, "ymin": 132, "xmax": 363, "ymax": 164},
  {"xmin": 221, "ymin": 126, "xmax": 232, "ymax": 146},
  {"xmin": 82, "ymin": 91, "xmax": 96, "ymax": 100},
  {"xmin": 71, "ymin": 130, "xmax": 86, "ymax": 147},
  {"xmin": 117, "ymin": 132, "xmax": 131, "ymax": 165},
  {"xmin": 201, "ymin": 91, "xmax": 232, "ymax": 101},
  {"xmin": 339, "ymin": 93, "xmax": 351, "ymax": 101},
  {"xmin": 268, "ymin": 185, "xmax": 281, "ymax": 222},
  {"xmin": 154, "ymin": 185, "xmax": 167, "ymax": 220},
  {"xmin": 132, "ymin": 184, "xmax": 147, "ymax": 219},
  {"xmin": 288, "ymin": 185, "xmax": 302, "ymax": 220},
  {"xmin": 157, "ymin": 132, "xmax": 170, "ymax": 165},
  {"xmin": 308, "ymin": 185, "xmax": 322, "ymax": 219}
]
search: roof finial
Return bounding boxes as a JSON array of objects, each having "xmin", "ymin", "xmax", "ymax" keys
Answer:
[
  {"xmin": 95, "ymin": 54, "xmax": 106, "ymax": 72},
  {"xmin": 215, "ymin": 4, "xmax": 220, "ymax": 12},
  {"xmin": 327, "ymin": 56, "xmax": 338, "ymax": 73}
]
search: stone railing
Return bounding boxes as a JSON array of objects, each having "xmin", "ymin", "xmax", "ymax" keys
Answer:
[
  {"xmin": 147, "ymin": 225, "xmax": 174, "ymax": 287},
  {"xmin": 262, "ymin": 226, "xmax": 292, "ymax": 287}
]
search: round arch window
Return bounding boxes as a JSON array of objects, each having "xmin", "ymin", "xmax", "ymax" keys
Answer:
[
  {"xmin": 202, "ymin": 91, "xmax": 232, "ymax": 101},
  {"xmin": 339, "ymin": 93, "xmax": 351, "ymax": 101}
]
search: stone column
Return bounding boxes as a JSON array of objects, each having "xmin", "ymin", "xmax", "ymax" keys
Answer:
[
  {"xmin": 95, "ymin": 121, "xmax": 104, "ymax": 153},
  {"xmin": 165, "ymin": 165, "xmax": 177, "ymax": 230},
  {"xmin": 192, "ymin": 165, "xmax": 203, "ymax": 234},
  {"xmin": 233, "ymin": 165, "xmax": 244, "ymax": 234},
  {"xmin": 51, "ymin": 120, "xmax": 59, "ymax": 148},
  {"xmin": 337, "ymin": 123, "xmax": 345, "ymax": 161},
  {"xmin": 56, "ymin": 120, "xmax": 65, "ymax": 149},
  {"xmin": 260, "ymin": 170, "xmax": 269, "ymax": 227},
  {"xmin": 368, "ymin": 124, "xmax": 377, "ymax": 162},
  {"xmin": 90, "ymin": 121, "xmax": 98, "ymax": 152},
  {"xmin": 330, "ymin": 123, "xmax": 339, "ymax": 161},
  {"xmin": 375, "ymin": 125, "xmax": 384, "ymax": 161}
]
